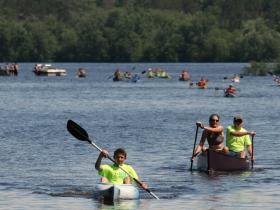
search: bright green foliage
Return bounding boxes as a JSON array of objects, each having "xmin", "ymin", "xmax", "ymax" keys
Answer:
[{"xmin": 242, "ymin": 61, "xmax": 268, "ymax": 76}]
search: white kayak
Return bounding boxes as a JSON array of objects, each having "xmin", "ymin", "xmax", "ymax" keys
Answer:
[{"xmin": 95, "ymin": 183, "xmax": 140, "ymax": 201}]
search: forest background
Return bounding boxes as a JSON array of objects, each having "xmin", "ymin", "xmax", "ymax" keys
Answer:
[{"xmin": 1, "ymin": 0, "xmax": 280, "ymax": 63}]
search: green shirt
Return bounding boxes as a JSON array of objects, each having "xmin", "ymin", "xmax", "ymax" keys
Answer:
[
  {"xmin": 98, "ymin": 164, "xmax": 138, "ymax": 184},
  {"xmin": 226, "ymin": 125, "xmax": 251, "ymax": 152}
]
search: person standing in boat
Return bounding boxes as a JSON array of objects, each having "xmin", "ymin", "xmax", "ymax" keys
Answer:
[
  {"xmin": 95, "ymin": 148, "xmax": 148, "ymax": 189},
  {"xmin": 226, "ymin": 115, "xmax": 256, "ymax": 159},
  {"xmin": 192, "ymin": 114, "xmax": 229, "ymax": 160}
]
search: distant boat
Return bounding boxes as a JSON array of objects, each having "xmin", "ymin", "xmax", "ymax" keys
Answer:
[
  {"xmin": 231, "ymin": 77, "xmax": 240, "ymax": 83},
  {"xmin": 0, "ymin": 63, "xmax": 19, "ymax": 76},
  {"xmin": 224, "ymin": 92, "xmax": 236, "ymax": 97},
  {"xmin": 0, "ymin": 68, "xmax": 10, "ymax": 76},
  {"xmin": 131, "ymin": 74, "xmax": 140, "ymax": 82},
  {"xmin": 33, "ymin": 64, "xmax": 66, "ymax": 76}
]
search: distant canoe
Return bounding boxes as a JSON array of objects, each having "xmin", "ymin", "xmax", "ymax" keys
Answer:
[
  {"xmin": 131, "ymin": 75, "xmax": 140, "ymax": 82},
  {"xmin": 197, "ymin": 150, "xmax": 250, "ymax": 173},
  {"xmin": 224, "ymin": 92, "xmax": 236, "ymax": 97},
  {"xmin": 179, "ymin": 77, "xmax": 190, "ymax": 81},
  {"xmin": 95, "ymin": 183, "xmax": 139, "ymax": 201},
  {"xmin": 0, "ymin": 65, "xmax": 18, "ymax": 76}
]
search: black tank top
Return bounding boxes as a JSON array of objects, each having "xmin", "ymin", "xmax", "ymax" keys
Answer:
[{"xmin": 207, "ymin": 132, "xmax": 224, "ymax": 146}]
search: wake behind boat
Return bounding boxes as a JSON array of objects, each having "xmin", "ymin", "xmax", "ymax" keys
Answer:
[
  {"xmin": 197, "ymin": 150, "xmax": 250, "ymax": 174},
  {"xmin": 95, "ymin": 183, "xmax": 139, "ymax": 201}
]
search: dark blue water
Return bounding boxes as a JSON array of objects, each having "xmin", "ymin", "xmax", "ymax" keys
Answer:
[{"xmin": 0, "ymin": 63, "xmax": 279, "ymax": 209}]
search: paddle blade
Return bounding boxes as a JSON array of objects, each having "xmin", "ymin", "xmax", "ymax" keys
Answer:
[{"xmin": 67, "ymin": 120, "xmax": 89, "ymax": 142}]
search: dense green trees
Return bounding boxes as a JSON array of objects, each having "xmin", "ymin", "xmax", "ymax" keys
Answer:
[{"xmin": 1, "ymin": 0, "xmax": 280, "ymax": 62}]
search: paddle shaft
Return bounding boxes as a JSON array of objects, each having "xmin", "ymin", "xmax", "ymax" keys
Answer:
[
  {"xmin": 190, "ymin": 125, "xmax": 199, "ymax": 171},
  {"xmin": 251, "ymin": 136, "xmax": 254, "ymax": 169},
  {"xmin": 87, "ymin": 138, "xmax": 160, "ymax": 200}
]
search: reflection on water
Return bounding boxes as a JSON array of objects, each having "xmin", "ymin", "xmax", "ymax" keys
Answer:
[{"xmin": 96, "ymin": 200, "xmax": 140, "ymax": 210}]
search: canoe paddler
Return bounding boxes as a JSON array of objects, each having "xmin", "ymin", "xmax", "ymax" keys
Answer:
[
  {"xmin": 95, "ymin": 148, "xmax": 148, "ymax": 189},
  {"xmin": 226, "ymin": 115, "xmax": 256, "ymax": 159},
  {"xmin": 192, "ymin": 114, "xmax": 229, "ymax": 160},
  {"xmin": 225, "ymin": 84, "xmax": 237, "ymax": 95}
]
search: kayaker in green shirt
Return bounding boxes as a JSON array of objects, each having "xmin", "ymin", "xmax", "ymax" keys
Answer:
[
  {"xmin": 95, "ymin": 148, "xmax": 148, "ymax": 189},
  {"xmin": 226, "ymin": 115, "xmax": 256, "ymax": 159}
]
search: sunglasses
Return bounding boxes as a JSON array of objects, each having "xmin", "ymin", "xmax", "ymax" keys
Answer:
[{"xmin": 210, "ymin": 119, "xmax": 219, "ymax": 122}]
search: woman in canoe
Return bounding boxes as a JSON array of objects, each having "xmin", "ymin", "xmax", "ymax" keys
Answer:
[
  {"xmin": 192, "ymin": 114, "xmax": 229, "ymax": 160},
  {"xmin": 95, "ymin": 148, "xmax": 148, "ymax": 189}
]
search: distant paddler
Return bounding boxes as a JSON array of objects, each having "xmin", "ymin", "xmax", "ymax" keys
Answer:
[
  {"xmin": 223, "ymin": 74, "xmax": 242, "ymax": 83},
  {"xmin": 224, "ymin": 84, "xmax": 237, "ymax": 97},
  {"xmin": 179, "ymin": 69, "xmax": 190, "ymax": 81},
  {"xmin": 196, "ymin": 77, "xmax": 208, "ymax": 89},
  {"xmin": 76, "ymin": 68, "xmax": 86, "ymax": 78},
  {"xmin": 274, "ymin": 77, "xmax": 280, "ymax": 85},
  {"xmin": 147, "ymin": 68, "xmax": 154, "ymax": 78},
  {"xmin": 113, "ymin": 69, "xmax": 123, "ymax": 81}
]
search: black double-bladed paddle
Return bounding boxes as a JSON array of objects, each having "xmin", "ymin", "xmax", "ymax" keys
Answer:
[{"xmin": 66, "ymin": 119, "xmax": 160, "ymax": 200}]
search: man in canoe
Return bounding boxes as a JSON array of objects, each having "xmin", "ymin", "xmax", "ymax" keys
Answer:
[
  {"xmin": 226, "ymin": 115, "xmax": 256, "ymax": 159},
  {"xmin": 192, "ymin": 114, "xmax": 229, "ymax": 160},
  {"xmin": 95, "ymin": 148, "xmax": 148, "ymax": 189}
]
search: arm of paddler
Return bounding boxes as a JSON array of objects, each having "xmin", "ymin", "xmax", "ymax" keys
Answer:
[
  {"xmin": 192, "ymin": 130, "xmax": 207, "ymax": 160},
  {"xmin": 230, "ymin": 130, "xmax": 256, "ymax": 137},
  {"xmin": 124, "ymin": 166, "xmax": 148, "ymax": 190},
  {"xmin": 95, "ymin": 150, "xmax": 109, "ymax": 171},
  {"xmin": 203, "ymin": 125, "xmax": 224, "ymax": 133}
]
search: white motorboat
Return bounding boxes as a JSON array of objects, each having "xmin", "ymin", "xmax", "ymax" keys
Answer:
[{"xmin": 33, "ymin": 64, "xmax": 67, "ymax": 76}]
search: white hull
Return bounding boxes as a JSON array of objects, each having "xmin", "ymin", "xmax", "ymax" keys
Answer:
[
  {"xmin": 231, "ymin": 78, "xmax": 240, "ymax": 83},
  {"xmin": 33, "ymin": 64, "xmax": 67, "ymax": 76},
  {"xmin": 95, "ymin": 183, "xmax": 139, "ymax": 201}
]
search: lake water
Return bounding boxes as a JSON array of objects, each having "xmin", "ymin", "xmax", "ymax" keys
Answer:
[{"xmin": 0, "ymin": 63, "xmax": 279, "ymax": 210}]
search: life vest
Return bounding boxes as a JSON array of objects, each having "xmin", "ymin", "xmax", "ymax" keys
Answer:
[{"xmin": 226, "ymin": 87, "xmax": 236, "ymax": 94}]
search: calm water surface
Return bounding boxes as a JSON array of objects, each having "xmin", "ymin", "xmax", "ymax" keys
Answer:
[{"xmin": 0, "ymin": 63, "xmax": 279, "ymax": 210}]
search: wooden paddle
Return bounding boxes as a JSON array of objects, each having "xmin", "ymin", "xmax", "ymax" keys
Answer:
[
  {"xmin": 251, "ymin": 135, "xmax": 254, "ymax": 169},
  {"xmin": 66, "ymin": 120, "xmax": 160, "ymax": 200},
  {"xmin": 190, "ymin": 125, "xmax": 199, "ymax": 171}
]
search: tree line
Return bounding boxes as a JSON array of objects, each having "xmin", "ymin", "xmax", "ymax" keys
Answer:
[{"xmin": 1, "ymin": 0, "xmax": 280, "ymax": 63}]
